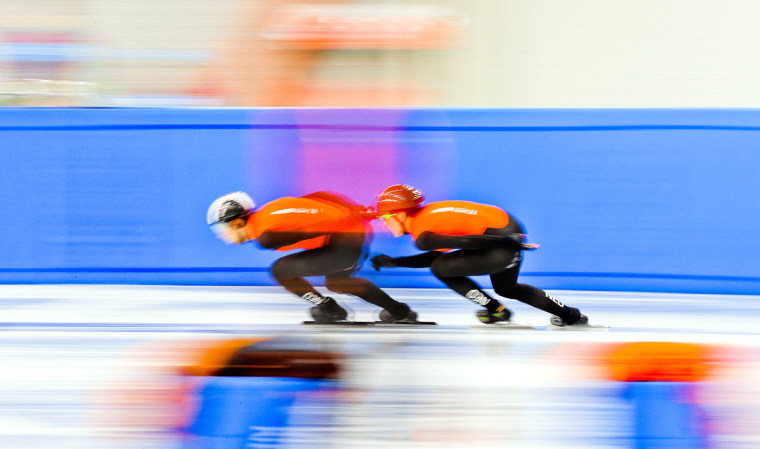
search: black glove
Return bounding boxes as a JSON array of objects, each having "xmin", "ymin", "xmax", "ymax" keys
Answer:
[{"xmin": 370, "ymin": 254, "xmax": 396, "ymax": 271}]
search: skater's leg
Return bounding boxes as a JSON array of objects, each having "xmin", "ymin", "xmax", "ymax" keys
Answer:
[
  {"xmin": 325, "ymin": 274, "xmax": 413, "ymax": 320},
  {"xmin": 429, "ymin": 249, "xmax": 512, "ymax": 320},
  {"xmin": 270, "ymin": 249, "xmax": 335, "ymax": 305},
  {"xmin": 269, "ymin": 242, "xmax": 356, "ymax": 322},
  {"xmin": 491, "ymin": 271, "xmax": 584, "ymax": 324},
  {"xmin": 322, "ymin": 232, "xmax": 414, "ymax": 320}
]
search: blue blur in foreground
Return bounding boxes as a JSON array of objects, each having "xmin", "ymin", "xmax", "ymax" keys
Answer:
[
  {"xmin": 183, "ymin": 377, "xmax": 335, "ymax": 449},
  {"xmin": 623, "ymin": 382, "xmax": 707, "ymax": 449}
]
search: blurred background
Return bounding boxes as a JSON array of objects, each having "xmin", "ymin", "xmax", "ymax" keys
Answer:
[
  {"xmin": 3, "ymin": 0, "xmax": 760, "ymax": 108},
  {"xmin": 3, "ymin": 1, "xmax": 760, "ymax": 448}
]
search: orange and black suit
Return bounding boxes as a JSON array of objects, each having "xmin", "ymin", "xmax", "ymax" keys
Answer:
[
  {"xmin": 379, "ymin": 200, "xmax": 582, "ymax": 323},
  {"xmin": 248, "ymin": 192, "xmax": 409, "ymax": 316}
]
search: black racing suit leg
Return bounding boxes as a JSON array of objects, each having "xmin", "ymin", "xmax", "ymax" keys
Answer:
[
  {"xmin": 270, "ymin": 232, "xmax": 406, "ymax": 316},
  {"xmin": 429, "ymin": 248, "xmax": 510, "ymax": 312},
  {"xmin": 484, "ymin": 225, "xmax": 581, "ymax": 323},
  {"xmin": 322, "ymin": 232, "xmax": 409, "ymax": 318}
]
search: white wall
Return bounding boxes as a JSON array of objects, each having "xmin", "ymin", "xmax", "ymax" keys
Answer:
[{"xmin": 449, "ymin": 0, "xmax": 760, "ymax": 106}]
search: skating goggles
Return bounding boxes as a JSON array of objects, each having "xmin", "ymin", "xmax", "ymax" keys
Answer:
[{"xmin": 379, "ymin": 213, "xmax": 397, "ymax": 222}]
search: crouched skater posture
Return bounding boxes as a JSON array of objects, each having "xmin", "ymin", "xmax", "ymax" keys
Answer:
[
  {"xmin": 207, "ymin": 191, "xmax": 419, "ymax": 323},
  {"xmin": 370, "ymin": 184, "xmax": 589, "ymax": 326}
]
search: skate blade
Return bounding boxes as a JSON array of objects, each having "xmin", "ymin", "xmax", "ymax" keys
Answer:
[
  {"xmin": 549, "ymin": 323, "xmax": 610, "ymax": 330},
  {"xmin": 303, "ymin": 321, "xmax": 374, "ymax": 326},
  {"xmin": 373, "ymin": 321, "xmax": 438, "ymax": 326},
  {"xmin": 475, "ymin": 322, "xmax": 536, "ymax": 329}
]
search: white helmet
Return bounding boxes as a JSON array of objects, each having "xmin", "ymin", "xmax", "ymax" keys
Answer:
[{"xmin": 207, "ymin": 192, "xmax": 255, "ymax": 237}]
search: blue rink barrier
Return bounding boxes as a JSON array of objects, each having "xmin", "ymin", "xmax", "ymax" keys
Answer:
[{"xmin": 3, "ymin": 108, "xmax": 760, "ymax": 293}]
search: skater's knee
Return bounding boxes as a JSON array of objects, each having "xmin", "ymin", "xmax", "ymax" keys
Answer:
[
  {"xmin": 430, "ymin": 259, "xmax": 453, "ymax": 279},
  {"xmin": 270, "ymin": 259, "xmax": 295, "ymax": 282}
]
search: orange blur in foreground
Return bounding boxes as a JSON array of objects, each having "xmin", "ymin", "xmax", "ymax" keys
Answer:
[{"xmin": 603, "ymin": 341, "xmax": 718, "ymax": 383}]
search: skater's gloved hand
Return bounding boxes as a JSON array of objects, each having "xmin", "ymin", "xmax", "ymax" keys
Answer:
[{"xmin": 370, "ymin": 254, "xmax": 396, "ymax": 271}]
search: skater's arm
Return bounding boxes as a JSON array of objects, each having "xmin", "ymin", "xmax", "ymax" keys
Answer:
[
  {"xmin": 371, "ymin": 251, "xmax": 441, "ymax": 270},
  {"xmin": 415, "ymin": 231, "xmax": 536, "ymax": 251}
]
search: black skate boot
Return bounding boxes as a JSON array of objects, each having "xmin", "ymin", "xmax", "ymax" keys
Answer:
[
  {"xmin": 379, "ymin": 302, "xmax": 418, "ymax": 324},
  {"xmin": 550, "ymin": 307, "xmax": 589, "ymax": 327},
  {"xmin": 309, "ymin": 298, "xmax": 348, "ymax": 324},
  {"xmin": 476, "ymin": 307, "xmax": 512, "ymax": 324}
]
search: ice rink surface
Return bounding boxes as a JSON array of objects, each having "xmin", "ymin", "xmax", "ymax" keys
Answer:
[{"xmin": 2, "ymin": 285, "xmax": 760, "ymax": 449}]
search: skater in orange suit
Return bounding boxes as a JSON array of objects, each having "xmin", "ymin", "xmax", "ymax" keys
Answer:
[
  {"xmin": 370, "ymin": 184, "xmax": 589, "ymax": 326},
  {"xmin": 207, "ymin": 191, "xmax": 419, "ymax": 323}
]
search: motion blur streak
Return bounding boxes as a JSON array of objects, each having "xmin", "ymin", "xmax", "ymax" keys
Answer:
[
  {"xmin": 3, "ymin": 1, "xmax": 760, "ymax": 107},
  {"xmin": 1, "ymin": 285, "xmax": 759, "ymax": 448}
]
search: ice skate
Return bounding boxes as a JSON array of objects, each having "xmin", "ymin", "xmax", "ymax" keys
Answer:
[
  {"xmin": 474, "ymin": 309, "xmax": 535, "ymax": 329},
  {"xmin": 550, "ymin": 313, "xmax": 589, "ymax": 327},
  {"xmin": 549, "ymin": 313, "xmax": 609, "ymax": 329},
  {"xmin": 378, "ymin": 302, "xmax": 419, "ymax": 323},
  {"xmin": 376, "ymin": 303, "xmax": 437, "ymax": 325},
  {"xmin": 309, "ymin": 299, "xmax": 349, "ymax": 324},
  {"xmin": 475, "ymin": 308, "xmax": 511, "ymax": 324}
]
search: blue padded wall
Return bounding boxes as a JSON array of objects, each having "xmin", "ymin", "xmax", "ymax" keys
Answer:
[{"xmin": 1, "ymin": 108, "xmax": 759, "ymax": 293}]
